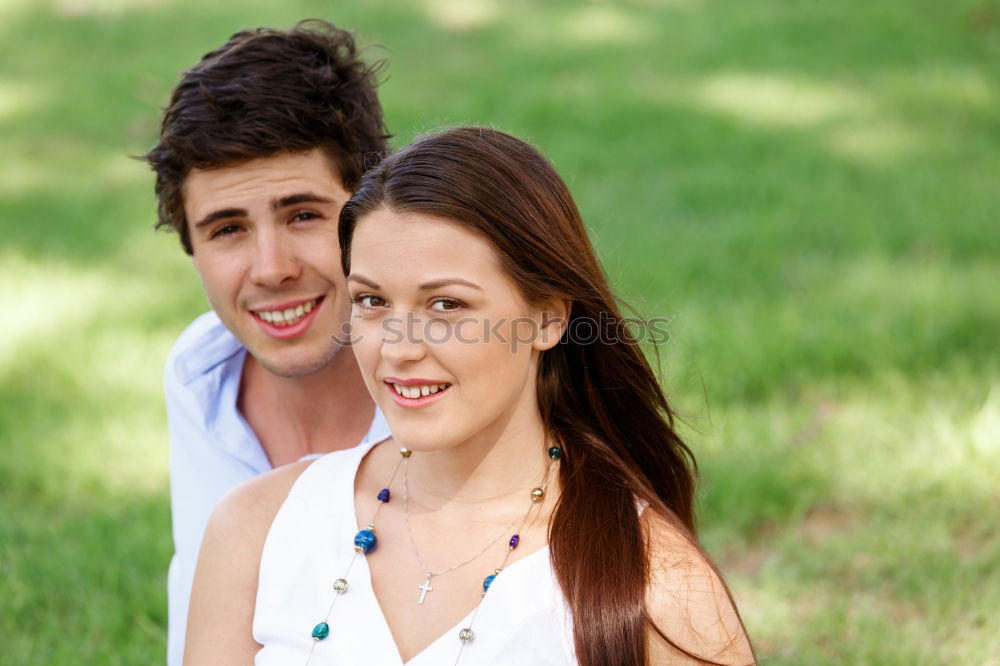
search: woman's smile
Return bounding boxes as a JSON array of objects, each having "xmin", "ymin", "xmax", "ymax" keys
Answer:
[{"xmin": 384, "ymin": 377, "xmax": 453, "ymax": 408}]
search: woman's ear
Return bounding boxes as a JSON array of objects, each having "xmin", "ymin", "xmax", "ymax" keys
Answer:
[{"xmin": 532, "ymin": 298, "xmax": 571, "ymax": 351}]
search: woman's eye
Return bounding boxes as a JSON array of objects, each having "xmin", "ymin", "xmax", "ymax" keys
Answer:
[
  {"xmin": 354, "ymin": 294, "xmax": 387, "ymax": 309},
  {"xmin": 431, "ymin": 298, "xmax": 462, "ymax": 312}
]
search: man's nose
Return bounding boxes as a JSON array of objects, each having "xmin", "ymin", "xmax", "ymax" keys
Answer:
[{"xmin": 249, "ymin": 229, "xmax": 301, "ymax": 287}]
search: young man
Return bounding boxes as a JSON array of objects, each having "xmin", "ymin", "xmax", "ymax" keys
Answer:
[{"xmin": 145, "ymin": 21, "xmax": 391, "ymax": 665}]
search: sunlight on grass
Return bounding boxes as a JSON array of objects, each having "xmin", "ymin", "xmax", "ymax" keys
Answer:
[
  {"xmin": 825, "ymin": 122, "xmax": 918, "ymax": 164},
  {"xmin": 692, "ymin": 72, "xmax": 870, "ymax": 128},
  {"xmin": 634, "ymin": 0, "xmax": 704, "ymax": 7},
  {"xmin": 669, "ymin": 71, "xmax": 925, "ymax": 165},
  {"xmin": 890, "ymin": 65, "xmax": 995, "ymax": 109},
  {"xmin": 75, "ymin": 329, "xmax": 174, "ymax": 495},
  {"xmin": 824, "ymin": 376, "xmax": 1000, "ymax": 507},
  {"xmin": 0, "ymin": 254, "xmax": 113, "ymax": 371},
  {"xmin": 0, "ymin": 0, "xmax": 34, "ymax": 16},
  {"xmin": 0, "ymin": 147, "xmax": 147, "ymax": 196},
  {"xmin": 698, "ymin": 374, "xmax": 1000, "ymax": 664},
  {"xmin": 562, "ymin": 5, "xmax": 653, "ymax": 44},
  {"xmin": 970, "ymin": 386, "xmax": 1000, "ymax": 454},
  {"xmin": 53, "ymin": 0, "xmax": 167, "ymax": 17},
  {"xmin": 420, "ymin": 0, "xmax": 499, "ymax": 31},
  {"xmin": 102, "ymin": 152, "xmax": 152, "ymax": 187},
  {"xmin": 0, "ymin": 248, "xmax": 180, "ymax": 496},
  {"xmin": 0, "ymin": 79, "xmax": 46, "ymax": 122}
]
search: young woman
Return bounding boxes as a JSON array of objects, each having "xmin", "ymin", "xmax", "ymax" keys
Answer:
[{"xmin": 184, "ymin": 127, "xmax": 755, "ymax": 665}]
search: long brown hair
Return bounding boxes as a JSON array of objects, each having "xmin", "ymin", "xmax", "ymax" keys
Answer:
[{"xmin": 340, "ymin": 127, "xmax": 744, "ymax": 665}]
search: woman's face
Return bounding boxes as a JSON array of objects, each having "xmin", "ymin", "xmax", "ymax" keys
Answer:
[{"xmin": 346, "ymin": 208, "xmax": 560, "ymax": 452}]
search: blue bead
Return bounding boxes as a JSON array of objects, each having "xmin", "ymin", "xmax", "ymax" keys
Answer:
[
  {"xmin": 483, "ymin": 574, "xmax": 497, "ymax": 592},
  {"xmin": 377, "ymin": 488, "xmax": 391, "ymax": 503},
  {"xmin": 354, "ymin": 529, "xmax": 378, "ymax": 554},
  {"xmin": 312, "ymin": 621, "xmax": 330, "ymax": 640},
  {"xmin": 508, "ymin": 533, "xmax": 520, "ymax": 549},
  {"xmin": 548, "ymin": 446, "xmax": 563, "ymax": 460}
]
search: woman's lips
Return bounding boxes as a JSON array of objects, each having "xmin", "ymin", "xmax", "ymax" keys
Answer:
[{"xmin": 384, "ymin": 378, "xmax": 451, "ymax": 408}]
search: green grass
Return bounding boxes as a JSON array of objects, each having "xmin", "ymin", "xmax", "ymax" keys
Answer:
[{"xmin": 1, "ymin": 0, "xmax": 997, "ymax": 663}]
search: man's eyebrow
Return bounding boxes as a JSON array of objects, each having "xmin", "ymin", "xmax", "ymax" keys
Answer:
[
  {"xmin": 272, "ymin": 192, "xmax": 335, "ymax": 210},
  {"xmin": 193, "ymin": 208, "xmax": 246, "ymax": 229}
]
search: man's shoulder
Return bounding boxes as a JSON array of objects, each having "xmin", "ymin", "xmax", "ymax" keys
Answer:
[{"xmin": 165, "ymin": 311, "xmax": 244, "ymax": 388}]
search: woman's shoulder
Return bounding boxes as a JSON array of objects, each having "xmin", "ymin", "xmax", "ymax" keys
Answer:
[
  {"xmin": 641, "ymin": 510, "xmax": 756, "ymax": 665},
  {"xmin": 203, "ymin": 459, "xmax": 316, "ymax": 555},
  {"xmin": 211, "ymin": 442, "xmax": 374, "ymax": 535},
  {"xmin": 184, "ymin": 460, "xmax": 316, "ymax": 664}
]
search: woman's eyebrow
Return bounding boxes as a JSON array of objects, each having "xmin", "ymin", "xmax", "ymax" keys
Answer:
[
  {"xmin": 347, "ymin": 273, "xmax": 380, "ymax": 288},
  {"xmin": 418, "ymin": 278, "xmax": 483, "ymax": 291},
  {"xmin": 347, "ymin": 275, "xmax": 484, "ymax": 291}
]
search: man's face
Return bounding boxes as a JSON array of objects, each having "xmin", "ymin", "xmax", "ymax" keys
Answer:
[{"xmin": 184, "ymin": 150, "xmax": 352, "ymax": 377}]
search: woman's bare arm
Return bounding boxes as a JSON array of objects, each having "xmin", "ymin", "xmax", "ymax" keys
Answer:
[{"xmin": 182, "ymin": 460, "xmax": 313, "ymax": 666}]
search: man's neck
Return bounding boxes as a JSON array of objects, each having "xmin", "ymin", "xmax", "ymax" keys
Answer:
[{"xmin": 237, "ymin": 350, "xmax": 375, "ymax": 468}]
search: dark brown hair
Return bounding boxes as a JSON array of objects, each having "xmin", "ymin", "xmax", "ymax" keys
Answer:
[
  {"xmin": 340, "ymin": 127, "xmax": 750, "ymax": 665},
  {"xmin": 145, "ymin": 19, "xmax": 390, "ymax": 254}
]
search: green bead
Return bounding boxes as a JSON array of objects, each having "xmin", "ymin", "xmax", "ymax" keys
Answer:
[{"xmin": 547, "ymin": 446, "xmax": 562, "ymax": 460}]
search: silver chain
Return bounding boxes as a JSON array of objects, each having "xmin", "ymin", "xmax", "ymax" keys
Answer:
[{"xmin": 402, "ymin": 456, "xmax": 518, "ymax": 580}]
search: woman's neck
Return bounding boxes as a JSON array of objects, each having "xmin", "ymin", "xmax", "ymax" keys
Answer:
[{"xmin": 403, "ymin": 419, "xmax": 554, "ymax": 510}]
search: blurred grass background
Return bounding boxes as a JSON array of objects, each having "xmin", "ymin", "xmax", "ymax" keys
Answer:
[{"xmin": 1, "ymin": 0, "xmax": 998, "ymax": 663}]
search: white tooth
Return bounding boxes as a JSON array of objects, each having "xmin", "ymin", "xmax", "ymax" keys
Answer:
[
  {"xmin": 273, "ymin": 310, "xmax": 285, "ymax": 322},
  {"xmin": 439, "ymin": 384, "xmax": 448, "ymax": 391},
  {"xmin": 303, "ymin": 300, "xmax": 314, "ymax": 314},
  {"xmin": 295, "ymin": 305, "xmax": 305, "ymax": 317},
  {"xmin": 284, "ymin": 308, "xmax": 296, "ymax": 320},
  {"xmin": 263, "ymin": 311, "xmax": 275, "ymax": 322},
  {"xmin": 429, "ymin": 385, "xmax": 439, "ymax": 394},
  {"xmin": 393, "ymin": 383, "xmax": 403, "ymax": 395},
  {"xmin": 407, "ymin": 387, "xmax": 419, "ymax": 399},
  {"xmin": 420, "ymin": 385, "xmax": 430, "ymax": 396}
]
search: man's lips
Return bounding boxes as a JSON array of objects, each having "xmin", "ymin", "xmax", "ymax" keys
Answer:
[
  {"xmin": 250, "ymin": 296, "xmax": 323, "ymax": 327},
  {"xmin": 250, "ymin": 296, "xmax": 324, "ymax": 339}
]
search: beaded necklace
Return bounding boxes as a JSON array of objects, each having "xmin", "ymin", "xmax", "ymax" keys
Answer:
[{"xmin": 305, "ymin": 444, "xmax": 563, "ymax": 666}]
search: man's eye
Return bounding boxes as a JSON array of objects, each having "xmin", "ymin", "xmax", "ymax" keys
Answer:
[
  {"xmin": 291, "ymin": 211, "xmax": 321, "ymax": 223},
  {"xmin": 431, "ymin": 298, "xmax": 463, "ymax": 312},
  {"xmin": 211, "ymin": 224, "xmax": 243, "ymax": 239}
]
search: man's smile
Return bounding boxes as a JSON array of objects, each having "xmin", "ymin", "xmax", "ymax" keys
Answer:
[{"xmin": 250, "ymin": 296, "xmax": 324, "ymax": 327}]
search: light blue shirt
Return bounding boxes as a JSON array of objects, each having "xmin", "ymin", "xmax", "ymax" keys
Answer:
[{"xmin": 164, "ymin": 311, "xmax": 389, "ymax": 666}]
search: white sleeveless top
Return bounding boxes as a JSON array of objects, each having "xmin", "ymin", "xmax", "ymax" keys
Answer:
[{"xmin": 253, "ymin": 441, "xmax": 578, "ymax": 665}]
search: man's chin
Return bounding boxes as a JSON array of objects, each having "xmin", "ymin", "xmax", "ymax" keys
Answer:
[{"xmin": 253, "ymin": 346, "xmax": 344, "ymax": 379}]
